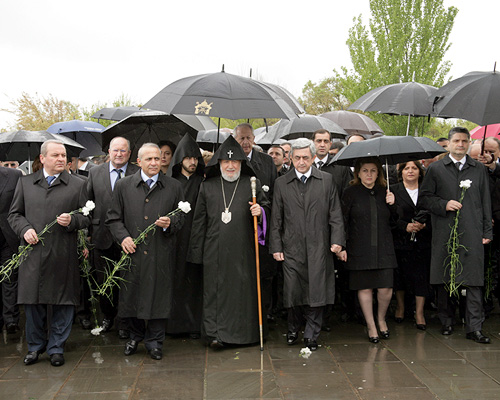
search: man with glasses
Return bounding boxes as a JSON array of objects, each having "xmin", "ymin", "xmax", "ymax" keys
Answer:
[{"xmin": 87, "ymin": 137, "xmax": 139, "ymax": 339}]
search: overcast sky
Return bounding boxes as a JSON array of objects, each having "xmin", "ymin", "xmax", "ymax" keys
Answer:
[{"xmin": 0, "ymin": 0, "xmax": 497, "ymax": 129}]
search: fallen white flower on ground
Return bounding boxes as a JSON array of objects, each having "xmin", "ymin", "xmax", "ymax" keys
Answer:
[
  {"xmin": 299, "ymin": 347, "xmax": 312, "ymax": 358},
  {"xmin": 91, "ymin": 326, "xmax": 104, "ymax": 336}
]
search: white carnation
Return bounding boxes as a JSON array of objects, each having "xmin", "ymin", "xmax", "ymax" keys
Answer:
[
  {"xmin": 178, "ymin": 201, "xmax": 191, "ymax": 214},
  {"xmin": 459, "ymin": 179, "xmax": 472, "ymax": 189},
  {"xmin": 299, "ymin": 347, "xmax": 312, "ymax": 359},
  {"xmin": 91, "ymin": 326, "xmax": 104, "ymax": 336},
  {"xmin": 262, "ymin": 185, "xmax": 269, "ymax": 192},
  {"xmin": 82, "ymin": 200, "xmax": 96, "ymax": 216}
]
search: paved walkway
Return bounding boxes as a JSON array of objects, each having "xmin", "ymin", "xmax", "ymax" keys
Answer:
[{"xmin": 1, "ymin": 308, "xmax": 500, "ymax": 399}]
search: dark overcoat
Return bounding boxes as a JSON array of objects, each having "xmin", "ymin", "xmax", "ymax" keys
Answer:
[
  {"xmin": 269, "ymin": 168, "xmax": 345, "ymax": 308},
  {"xmin": 87, "ymin": 161, "xmax": 139, "ymax": 250},
  {"xmin": 188, "ymin": 175, "xmax": 269, "ymax": 344},
  {"xmin": 248, "ymin": 150, "xmax": 277, "ymax": 203},
  {"xmin": 8, "ymin": 170, "xmax": 90, "ymax": 305},
  {"xmin": 105, "ymin": 171, "xmax": 185, "ymax": 320},
  {"xmin": 341, "ymin": 184, "xmax": 398, "ymax": 271},
  {"xmin": 0, "ymin": 166, "xmax": 23, "ymax": 252},
  {"xmin": 419, "ymin": 155, "xmax": 492, "ymax": 286},
  {"xmin": 319, "ymin": 154, "xmax": 352, "ymax": 199}
]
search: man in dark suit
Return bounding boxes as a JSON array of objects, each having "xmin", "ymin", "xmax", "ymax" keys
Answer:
[
  {"xmin": 87, "ymin": 137, "xmax": 139, "ymax": 339},
  {"xmin": 0, "ymin": 165, "xmax": 22, "ymax": 334},
  {"xmin": 8, "ymin": 140, "xmax": 90, "ymax": 366},
  {"xmin": 234, "ymin": 123, "xmax": 277, "ymax": 321}
]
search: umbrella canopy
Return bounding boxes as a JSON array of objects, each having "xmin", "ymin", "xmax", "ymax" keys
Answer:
[
  {"xmin": 91, "ymin": 106, "xmax": 142, "ymax": 121},
  {"xmin": 196, "ymin": 129, "xmax": 231, "ymax": 144},
  {"xmin": 0, "ymin": 130, "xmax": 86, "ymax": 163},
  {"xmin": 470, "ymin": 124, "xmax": 500, "ymax": 140},
  {"xmin": 101, "ymin": 110, "xmax": 215, "ymax": 158},
  {"xmin": 143, "ymin": 71, "xmax": 297, "ymax": 120},
  {"xmin": 349, "ymin": 82, "xmax": 437, "ymax": 116},
  {"xmin": 432, "ymin": 69, "xmax": 500, "ymax": 126},
  {"xmin": 47, "ymin": 120, "xmax": 105, "ymax": 157},
  {"xmin": 266, "ymin": 115, "xmax": 348, "ymax": 142},
  {"xmin": 258, "ymin": 82, "xmax": 305, "ymax": 115},
  {"xmin": 332, "ymin": 136, "xmax": 446, "ymax": 167},
  {"xmin": 319, "ymin": 110, "xmax": 384, "ymax": 136}
]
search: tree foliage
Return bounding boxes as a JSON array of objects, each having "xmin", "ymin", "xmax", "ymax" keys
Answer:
[
  {"xmin": 5, "ymin": 92, "xmax": 82, "ymax": 131},
  {"xmin": 299, "ymin": 78, "xmax": 349, "ymax": 115},
  {"xmin": 83, "ymin": 93, "xmax": 138, "ymax": 128}
]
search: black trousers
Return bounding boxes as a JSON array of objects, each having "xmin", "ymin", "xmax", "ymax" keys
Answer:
[
  {"xmin": 0, "ymin": 241, "xmax": 19, "ymax": 327},
  {"xmin": 436, "ymin": 285, "xmax": 484, "ymax": 333},
  {"xmin": 288, "ymin": 306, "xmax": 324, "ymax": 341},
  {"xmin": 126, "ymin": 317, "xmax": 166, "ymax": 350}
]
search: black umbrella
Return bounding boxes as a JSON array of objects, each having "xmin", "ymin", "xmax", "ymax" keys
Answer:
[
  {"xmin": 266, "ymin": 115, "xmax": 348, "ymax": 142},
  {"xmin": 101, "ymin": 110, "xmax": 216, "ymax": 159},
  {"xmin": 258, "ymin": 82, "xmax": 304, "ymax": 115},
  {"xmin": 47, "ymin": 120, "xmax": 105, "ymax": 157},
  {"xmin": 91, "ymin": 106, "xmax": 142, "ymax": 122},
  {"xmin": 432, "ymin": 67, "xmax": 500, "ymax": 126},
  {"xmin": 196, "ymin": 129, "xmax": 231, "ymax": 151},
  {"xmin": 319, "ymin": 110, "xmax": 384, "ymax": 137},
  {"xmin": 0, "ymin": 130, "xmax": 86, "ymax": 172},
  {"xmin": 348, "ymin": 82, "xmax": 438, "ymax": 136},
  {"xmin": 332, "ymin": 136, "xmax": 446, "ymax": 186},
  {"xmin": 143, "ymin": 70, "xmax": 297, "ymax": 120}
]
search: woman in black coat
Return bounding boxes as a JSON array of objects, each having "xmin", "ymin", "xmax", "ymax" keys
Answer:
[
  {"xmin": 338, "ymin": 158, "xmax": 398, "ymax": 343},
  {"xmin": 390, "ymin": 161, "xmax": 431, "ymax": 330}
]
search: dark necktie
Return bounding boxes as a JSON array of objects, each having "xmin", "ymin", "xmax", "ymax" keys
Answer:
[
  {"xmin": 146, "ymin": 178, "xmax": 154, "ymax": 188},
  {"xmin": 46, "ymin": 176, "xmax": 55, "ymax": 185},
  {"xmin": 317, "ymin": 161, "xmax": 324, "ymax": 169},
  {"xmin": 455, "ymin": 161, "xmax": 461, "ymax": 171},
  {"xmin": 113, "ymin": 168, "xmax": 123, "ymax": 180},
  {"xmin": 300, "ymin": 175, "xmax": 307, "ymax": 184}
]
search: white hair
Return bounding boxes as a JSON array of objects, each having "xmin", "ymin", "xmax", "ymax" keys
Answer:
[
  {"xmin": 41, "ymin": 140, "xmax": 65, "ymax": 156},
  {"xmin": 291, "ymin": 138, "xmax": 316, "ymax": 157},
  {"xmin": 137, "ymin": 143, "xmax": 160, "ymax": 160}
]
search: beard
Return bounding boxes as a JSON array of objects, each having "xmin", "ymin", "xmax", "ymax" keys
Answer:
[{"xmin": 221, "ymin": 168, "xmax": 241, "ymax": 182}]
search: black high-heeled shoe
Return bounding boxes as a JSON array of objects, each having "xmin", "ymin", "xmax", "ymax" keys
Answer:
[
  {"xmin": 394, "ymin": 317, "xmax": 404, "ymax": 323},
  {"xmin": 369, "ymin": 336, "xmax": 380, "ymax": 343},
  {"xmin": 380, "ymin": 330, "xmax": 390, "ymax": 339},
  {"xmin": 416, "ymin": 324, "xmax": 426, "ymax": 331}
]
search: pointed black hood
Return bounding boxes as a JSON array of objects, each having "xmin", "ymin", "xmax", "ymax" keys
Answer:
[
  {"xmin": 166, "ymin": 133, "xmax": 205, "ymax": 177},
  {"xmin": 205, "ymin": 135, "xmax": 255, "ymax": 178}
]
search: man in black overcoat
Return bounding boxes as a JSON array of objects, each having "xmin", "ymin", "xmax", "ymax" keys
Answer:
[
  {"xmin": 0, "ymin": 165, "xmax": 22, "ymax": 334},
  {"xmin": 106, "ymin": 143, "xmax": 185, "ymax": 360},
  {"xmin": 87, "ymin": 136, "xmax": 139, "ymax": 338},
  {"xmin": 166, "ymin": 134, "xmax": 205, "ymax": 338},
  {"xmin": 8, "ymin": 140, "xmax": 90, "ymax": 366},
  {"xmin": 270, "ymin": 138, "xmax": 345, "ymax": 351},
  {"xmin": 420, "ymin": 127, "xmax": 493, "ymax": 343}
]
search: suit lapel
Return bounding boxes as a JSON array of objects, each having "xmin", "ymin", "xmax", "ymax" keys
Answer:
[
  {"xmin": 396, "ymin": 183, "xmax": 416, "ymax": 210},
  {"xmin": 0, "ymin": 168, "xmax": 8, "ymax": 193}
]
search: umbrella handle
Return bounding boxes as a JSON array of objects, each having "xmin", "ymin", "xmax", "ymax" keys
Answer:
[{"xmin": 386, "ymin": 160, "xmax": 390, "ymax": 189}]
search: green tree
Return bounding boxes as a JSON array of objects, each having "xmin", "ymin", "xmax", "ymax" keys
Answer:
[
  {"xmin": 299, "ymin": 78, "xmax": 349, "ymax": 115},
  {"xmin": 82, "ymin": 93, "xmax": 138, "ymax": 128},
  {"xmin": 4, "ymin": 92, "xmax": 81, "ymax": 131},
  {"xmin": 336, "ymin": 0, "xmax": 458, "ymax": 136}
]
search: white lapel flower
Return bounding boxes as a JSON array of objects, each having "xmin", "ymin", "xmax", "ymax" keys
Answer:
[
  {"xmin": 82, "ymin": 200, "xmax": 96, "ymax": 216},
  {"xmin": 459, "ymin": 179, "xmax": 472, "ymax": 189},
  {"xmin": 262, "ymin": 185, "xmax": 269, "ymax": 193},
  {"xmin": 178, "ymin": 201, "xmax": 191, "ymax": 213}
]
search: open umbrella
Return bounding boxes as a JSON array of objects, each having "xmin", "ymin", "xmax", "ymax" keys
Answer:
[
  {"xmin": 101, "ymin": 110, "xmax": 216, "ymax": 159},
  {"xmin": 47, "ymin": 120, "xmax": 105, "ymax": 157},
  {"xmin": 266, "ymin": 115, "xmax": 348, "ymax": 142},
  {"xmin": 319, "ymin": 110, "xmax": 384, "ymax": 137},
  {"xmin": 0, "ymin": 130, "xmax": 86, "ymax": 172},
  {"xmin": 91, "ymin": 106, "xmax": 142, "ymax": 122},
  {"xmin": 196, "ymin": 128, "xmax": 231, "ymax": 151},
  {"xmin": 348, "ymin": 82, "xmax": 437, "ymax": 136},
  {"xmin": 470, "ymin": 124, "xmax": 500, "ymax": 140},
  {"xmin": 143, "ymin": 70, "xmax": 297, "ymax": 121},
  {"xmin": 332, "ymin": 136, "xmax": 446, "ymax": 186}
]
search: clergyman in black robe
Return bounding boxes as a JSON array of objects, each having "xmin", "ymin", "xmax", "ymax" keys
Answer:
[{"xmin": 188, "ymin": 135, "xmax": 270, "ymax": 348}]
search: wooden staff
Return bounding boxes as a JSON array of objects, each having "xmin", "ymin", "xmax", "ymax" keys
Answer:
[{"xmin": 251, "ymin": 176, "xmax": 264, "ymax": 351}]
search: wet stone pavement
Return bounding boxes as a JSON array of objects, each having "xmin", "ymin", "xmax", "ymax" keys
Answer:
[{"xmin": 2, "ymin": 308, "xmax": 500, "ymax": 399}]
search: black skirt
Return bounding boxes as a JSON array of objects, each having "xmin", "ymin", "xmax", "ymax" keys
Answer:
[{"xmin": 349, "ymin": 268, "xmax": 393, "ymax": 291}]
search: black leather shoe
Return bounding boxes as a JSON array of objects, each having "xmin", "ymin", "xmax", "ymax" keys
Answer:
[
  {"xmin": 304, "ymin": 338, "xmax": 318, "ymax": 351},
  {"xmin": 209, "ymin": 339, "xmax": 224, "ymax": 349},
  {"xmin": 6, "ymin": 322, "xmax": 19, "ymax": 334},
  {"xmin": 380, "ymin": 330, "xmax": 390, "ymax": 339},
  {"xmin": 50, "ymin": 353, "xmax": 65, "ymax": 367},
  {"xmin": 441, "ymin": 325, "xmax": 453, "ymax": 335},
  {"xmin": 149, "ymin": 348, "xmax": 163, "ymax": 360},
  {"xmin": 24, "ymin": 349, "xmax": 44, "ymax": 365},
  {"xmin": 102, "ymin": 318, "xmax": 113, "ymax": 332},
  {"xmin": 286, "ymin": 331, "xmax": 298, "ymax": 345},
  {"xmin": 416, "ymin": 324, "xmax": 427, "ymax": 331},
  {"xmin": 466, "ymin": 330, "xmax": 491, "ymax": 344},
  {"xmin": 124, "ymin": 340, "xmax": 139, "ymax": 356},
  {"xmin": 80, "ymin": 319, "xmax": 92, "ymax": 330},
  {"xmin": 369, "ymin": 336, "xmax": 380, "ymax": 344},
  {"xmin": 118, "ymin": 329, "xmax": 130, "ymax": 340}
]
